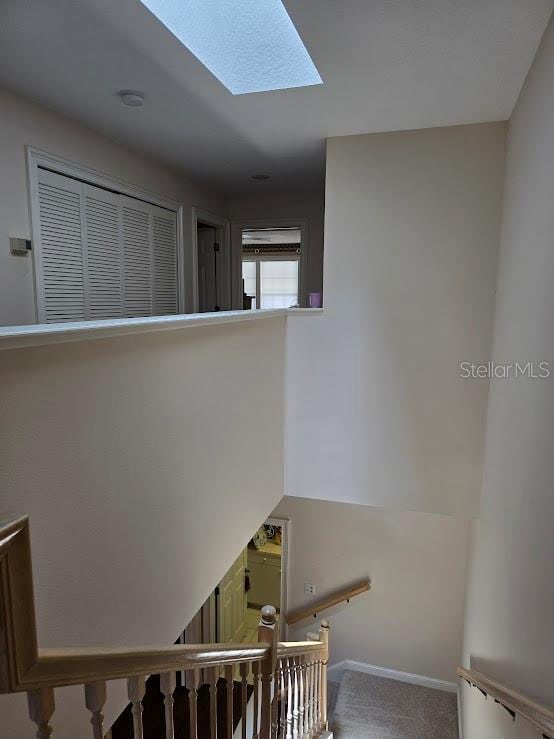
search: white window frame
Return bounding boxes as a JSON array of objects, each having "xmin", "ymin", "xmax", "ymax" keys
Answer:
[
  {"xmin": 265, "ymin": 516, "xmax": 290, "ymax": 640},
  {"xmin": 231, "ymin": 218, "xmax": 309, "ymax": 309},
  {"xmin": 26, "ymin": 146, "xmax": 185, "ymax": 323},
  {"xmin": 242, "ymin": 252, "xmax": 301, "ymax": 310}
]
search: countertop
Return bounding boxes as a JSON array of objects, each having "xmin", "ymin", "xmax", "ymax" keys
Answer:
[{"xmin": 248, "ymin": 541, "xmax": 282, "ymax": 556}]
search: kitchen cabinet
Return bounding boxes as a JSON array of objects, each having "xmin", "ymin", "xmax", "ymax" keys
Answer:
[{"xmin": 247, "ymin": 545, "xmax": 281, "ymax": 611}]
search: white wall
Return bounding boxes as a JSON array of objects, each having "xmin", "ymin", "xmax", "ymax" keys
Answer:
[
  {"xmin": 460, "ymin": 14, "xmax": 554, "ymax": 738},
  {"xmin": 286, "ymin": 123, "xmax": 506, "ymax": 517},
  {"xmin": 0, "ymin": 87, "xmax": 227, "ymax": 326},
  {"xmin": 228, "ymin": 190, "xmax": 325, "ymax": 296},
  {"xmin": 0, "ymin": 316, "xmax": 285, "ymax": 737},
  {"xmin": 272, "ymin": 496, "xmax": 470, "ymax": 684}
]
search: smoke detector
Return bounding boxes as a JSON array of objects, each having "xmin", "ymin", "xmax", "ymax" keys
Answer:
[{"xmin": 119, "ymin": 90, "xmax": 145, "ymax": 107}]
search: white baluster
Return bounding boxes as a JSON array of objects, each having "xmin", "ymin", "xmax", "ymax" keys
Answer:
[
  {"xmin": 300, "ymin": 655, "xmax": 309, "ymax": 739},
  {"xmin": 160, "ymin": 672, "xmax": 176, "ymax": 739},
  {"xmin": 308, "ymin": 659, "xmax": 315, "ymax": 738},
  {"xmin": 84, "ymin": 681, "xmax": 107, "ymax": 739},
  {"xmin": 188, "ymin": 668, "xmax": 200, "ymax": 739},
  {"xmin": 28, "ymin": 687, "xmax": 55, "ymax": 739},
  {"xmin": 279, "ymin": 659, "xmax": 287, "ymax": 739},
  {"xmin": 305, "ymin": 658, "xmax": 311, "ymax": 739},
  {"xmin": 208, "ymin": 665, "xmax": 218, "ymax": 739},
  {"xmin": 298, "ymin": 656, "xmax": 305, "ymax": 739},
  {"xmin": 317, "ymin": 656, "xmax": 322, "ymax": 734},
  {"xmin": 292, "ymin": 658, "xmax": 299, "ymax": 739},
  {"xmin": 225, "ymin": 664, "xmax": 234, "ymax": 739},
  {"xmin": 241, "ymin": 661, "xmax": 249, "ymax": 739},
  {"xmin": 127, "ymin": 675, "xmax": 146, "ymax": 739},
  {"xmin": 314, "ymin": 659, "xmax": 320, "ymax": 732},
  {"xmin": 286, "ymin": 658, "xmax": 293, "ymax": 739},
  {"xmin": 271, "ymin": 661, "xmax": 280, "ymax": 739},
  {"xmin": 252, "ymin": 660, "xmax": 260, "ymax": 739},
  {"xmin": 319, "ymin": 621, "xmax": 329, "ymax": 731},
  {"xmin": 304, "ymin": 660, "xmax": 311, "ymax": 739}
]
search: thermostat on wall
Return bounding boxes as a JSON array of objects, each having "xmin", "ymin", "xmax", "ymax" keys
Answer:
[{"xmin": 9, "ymin": 237, "xmax": 31, "ymax": 255}]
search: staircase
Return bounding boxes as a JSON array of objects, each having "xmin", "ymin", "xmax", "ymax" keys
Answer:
[
  {"xmin": 4, "ymin": 519, "xmax": 549, "ymax": 739},
  {"xmin": 0, "ymin": 514, "xmax": 331, "ymax": 738}
]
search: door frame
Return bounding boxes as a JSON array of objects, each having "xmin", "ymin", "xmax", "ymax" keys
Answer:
[
  {"xmin": 196, "ymin": 517, "xmax": 291, "ymax": 647},
  {"xmin": 231, "ymin": 218, "xmax": 309, "ymax": 310},
  {"xmin": 265, "ymin": 515, "xmax": 290, "ymax": 640},
  {"xmin": 191, "ymin": 207, "xmax": 231, "ymax": 313},
  {"xmin": 27, "ymin": 146, "xmax": 186, "ymax": 322}
]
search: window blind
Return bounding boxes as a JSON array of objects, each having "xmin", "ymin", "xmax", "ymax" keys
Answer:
[{"xmin": 36, "ymin": 168, "xmax": 178, "ymax": 323}]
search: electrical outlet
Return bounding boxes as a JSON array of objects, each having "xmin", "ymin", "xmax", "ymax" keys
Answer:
[{"xmin": 304, "ymin": 583, "xmax": 316, "ymax": 596}]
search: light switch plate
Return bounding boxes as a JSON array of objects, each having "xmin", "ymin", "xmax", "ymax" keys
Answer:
[{"xmin": 10, "ymin": 237, "xmax": 31, "ymax": 256}]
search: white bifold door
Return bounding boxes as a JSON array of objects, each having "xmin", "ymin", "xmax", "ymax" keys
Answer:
[
  {"xmin": 218, "ymin": 548, "xmax": 247, "ymax": 644},
  {"xmin": 35, "ymin": 168, "xmax": 178, "ymax": 323}
]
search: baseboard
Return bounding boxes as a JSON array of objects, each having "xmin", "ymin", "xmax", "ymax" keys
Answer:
[
  {"xmin": 457, "ymin": 682, "xmax": 464, "ymax": 738},
  {"xmin": 327, "ymin": 659, "xmax": 457, "ymax": 694}
]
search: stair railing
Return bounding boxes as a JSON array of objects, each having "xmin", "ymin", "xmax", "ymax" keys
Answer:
[
  {"xmin": 458, "ymin": 666, "xmax": 554, "ymax": 738},
  {"xmin": 0, "ymin": 514, "xmax": 330, "ymax": 738},
  {"xmin": 285, "ymin": 578, "xmax": 370, "ymax": 625}
]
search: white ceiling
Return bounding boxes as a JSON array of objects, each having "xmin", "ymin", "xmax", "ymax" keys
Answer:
[{"xmin": 0, "ymin": 0, "xmax": 551, "ymax": 193}]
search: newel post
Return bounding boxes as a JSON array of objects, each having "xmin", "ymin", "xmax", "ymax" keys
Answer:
[
  {"xmin": 258, "ymin": 605, "xmax": 278, "ymax": 739},
  {"xmin": 319, "ymin": 620, "xmax": 330, "ymax": 730}
]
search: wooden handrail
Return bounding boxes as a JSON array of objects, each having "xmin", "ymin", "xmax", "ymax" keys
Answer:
[
  {"xmin": 285, "ymin": 578, "xmax": 370, "ymax": 625},
  {"xmin": 458, "ymin": 667, "xmax": 554, "ymax": 737},
  {"xmin": 277, "ymin": 641, "xmax": 324, "ymax": 658},
  {"xmin": 5, "ymin": 641, "xmax": 329, "ymax": 691},
  {"xmin": 0, "ymin": 514, "xmax": 326, "ymax": 693},
  {"xmin": 0, "ymin": 513, "xmax": 39, "ymax": 692},
  {"xmin": 1, "ymin": 514, "xmax": 333, "ymax": 739},
  {"xmin": 18, "ymin": 645, "xmax": 270, "ymax": 691}
]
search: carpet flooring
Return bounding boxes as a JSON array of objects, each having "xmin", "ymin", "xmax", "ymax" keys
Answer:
[{"xmin": 331, "ymin": 670, "xmax": 459, "ymax": 739}]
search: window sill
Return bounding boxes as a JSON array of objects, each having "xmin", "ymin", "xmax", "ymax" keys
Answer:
[{"xmin": 0, "ymin": 308, "xmax": 323, "ymax": 351}]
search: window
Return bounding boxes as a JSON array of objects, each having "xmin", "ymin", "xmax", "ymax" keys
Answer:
[
  {"xmin": 33, "ymin": 166, "xmax": 179, "ymax": 323},
  {"xmin": 139, "ymin": 0, "xmax": 322, "ymax": 95},
  {"xmin": 260, "ymin": 260, "xmax": 299, "ymax": 308},
  {"xmin": 241, "ymin": 260, "xmax": 257, "ymax": 309},
  {"xmin": 241, "ymin": 227, "xmax": 301, "ymax": 309},
  {"xmin": 241, "ymin": 259, "xmax": 299, "ymax": 309}
]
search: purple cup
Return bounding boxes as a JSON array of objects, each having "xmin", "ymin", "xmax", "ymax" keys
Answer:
[{"xmin": 309, "ymin": 292, "xmax": 322, "ymax": 308}]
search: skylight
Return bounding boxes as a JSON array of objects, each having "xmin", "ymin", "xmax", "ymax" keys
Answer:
[{"xmin": 139, "ymin": 0, "xmax": 323, "ymax": 95}]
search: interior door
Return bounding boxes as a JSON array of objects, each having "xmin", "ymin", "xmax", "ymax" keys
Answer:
[
  {"xmin": 232, "ymin": 549, "xmax": 247, "ymax": 642},
  {"xmin": 197, "ymin": 225, "xmax": 219, "ymax": 312},
  {"xmin": 219, "ymin": 548, "xmax": 247, "ymax": 643}
]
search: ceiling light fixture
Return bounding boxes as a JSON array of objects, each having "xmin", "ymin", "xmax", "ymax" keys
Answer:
[
  {"xmin": 119, "ymin": 90, "xmax": 145, "ymax": 107},
  {"xmin": 252, "ymin": 174, "xmax": 270, "ymax": 181},
  {"xmin": 138, "ymin": 0, "xmax": 323, "ymax": 95}
]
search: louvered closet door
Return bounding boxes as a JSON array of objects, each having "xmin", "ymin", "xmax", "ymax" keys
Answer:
[
  {"xmin": 121, "ymin": 195, "xmax": 153, "ymax": 318},
  {"xmin": 83, "ymin": 184, "xmax": 123, "ymax": 319},
  {"xmin": 37, "ymin": 169, "xmax": 86, "ymax": 322},
  {"xmin": 36, "ymin": 171, "xmax": 179, "ymax": 322},
  {"xmin": 152, "ymin": 206, "xmax": 178, "ymax": 315}
]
